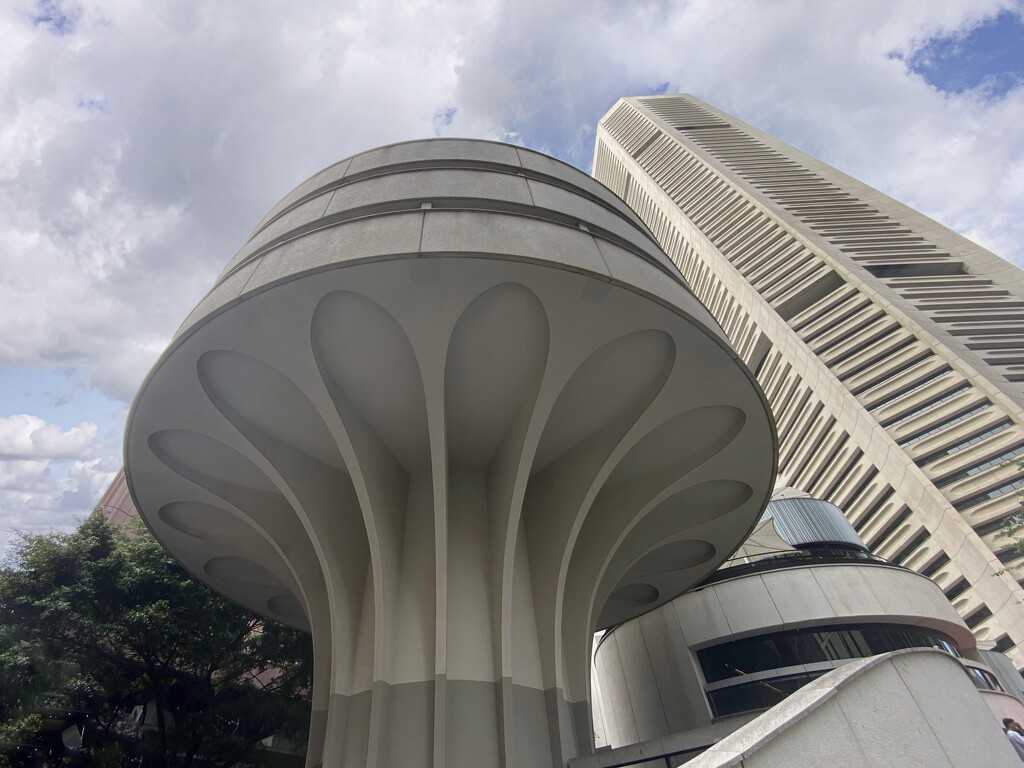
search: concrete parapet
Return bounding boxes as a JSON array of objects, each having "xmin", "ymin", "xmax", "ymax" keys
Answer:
[{"xmin": 687, "ymin": 649, "xmax": 1019, "ymax": 768}]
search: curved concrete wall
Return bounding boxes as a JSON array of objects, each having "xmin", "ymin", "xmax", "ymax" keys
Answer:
[
  {"xmin": 979, "ymin": 689, "xmax": 1024, "ymax": 727},
  {"xmin": 124, "ymin": 140, "xmax": 777, "ymax": 767},
  {"xmin": 686, "ymin": 650, "xmax": 1020, "ymax": 768},
  {"xmin": 595, "ymin": 562, "xmax": 974, "ymax": 748}
]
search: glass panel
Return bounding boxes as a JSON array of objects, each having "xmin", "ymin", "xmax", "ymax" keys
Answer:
[
  {"xmin": 707, "ymin": 673, "xmax": 822, "ymax": 717},
  {"xmin": 698, "ymin": 623, "xmax": 960, "ymax": 683}
]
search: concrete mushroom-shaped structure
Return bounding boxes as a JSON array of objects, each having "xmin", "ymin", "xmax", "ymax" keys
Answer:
[{"xmin": 124, "ymin": 139, "xmax": 777, "ymax": 768}]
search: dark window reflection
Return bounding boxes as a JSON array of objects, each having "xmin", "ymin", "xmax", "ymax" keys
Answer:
[
  {"xmin": 706, "ymin": 673, "xmax": 822, "ymax": 718},
  {"xmin": 965, "ymin": 666, "xmax": 1004, "ymax": 692},
  {"xmin": 698, "ymin": 623, "xmax": 961, "ymax": 684}
]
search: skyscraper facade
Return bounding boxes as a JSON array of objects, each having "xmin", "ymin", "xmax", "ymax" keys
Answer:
[{"xmin": 593, "ymin": 95, "xmax": 1024, "ymax": 669}]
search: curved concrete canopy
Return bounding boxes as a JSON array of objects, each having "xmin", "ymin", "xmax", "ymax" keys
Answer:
[{"xmin": 124, "ymin": 139, "xmax": 777, "ymax": 767}]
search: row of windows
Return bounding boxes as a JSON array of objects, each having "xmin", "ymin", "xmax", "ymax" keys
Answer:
[
  {"xmin": 897, "ymin": 404, "xmax": 988, "ymax": 447},
  {"xmin": 919, "ymin": 421, "xmax": 1011, "ymax": 465},
  {"xmin": 697, "ymin": 623, "xmax": 961, "ymax": 684},
  {"xmin": 938, "ymin": 444, "xmax": 1024, "ymax": 488},
  {"xmin": 881, "ymin": 385, "xmax": 971, "ymax": 429},
  {"xmin": 706, "ymin": 672, "xmax": 820, "ymax": 719},
  {"xmin": 705, "ymin": 662, "xmax": 1003, "ymax": 719},
  {"xmin": 852, "ymin": 352, "xmax": 930, "ymax": 397},
  {"xmin": 955, "ymin": 477, "xmax": 1024, "ymax": 512},
  {"xmin": 700, "ymin": 548, "xmax": 886, "ymax": 587},
  {"xmin": 868, "ymin": 370, "xmax": 948, "ymax": 414}
]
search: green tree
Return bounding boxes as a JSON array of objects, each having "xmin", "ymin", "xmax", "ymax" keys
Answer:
[
  {"xmin": 997, "ymin": 459, "xmax": 1024, "ymax": 559},
  {"xmin": 0, "ymin": 512, "xmax": 311, "ymax": 767}
]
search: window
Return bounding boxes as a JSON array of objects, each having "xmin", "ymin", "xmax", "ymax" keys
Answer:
[
  {"xmin": 938, "ymin": 444, "xmax": 1024, "ymax": 488},
  {"xmin": 867, "ymin": 506, "xmax": 911, "ymax": 549},
  {"xmin": 994, "ymin": 634, "xmax": 1016, "ymax": 653},
  {"xmin": 943, "ymin": 577, "xmax": 970, "ymax": 600},
  {"xmin": 868, "ymin": 370, "xmax": 949, "ymax": 414},
  {"xmin": 918, "ymin": 421, "xmax": 1011, "ymax": 465},
  {"xmin": 965, "ymin": 666, "xmax": 1003, "ymax": 692},
  {"xmin": 699, "ymin": 624, "xmax": 965, "ymax": 718},
  {"xmin": 899, "ymin": 403, "xmax": 990, "ymax": 448},
  {"xmin": 955, "ymin": 478, "xmax": 1024, "ymax": 512},
  {"xmin": 965, "ymin": 605, "xmax": 993, "ymax": 629},
  {"xmin": 882, "ymin": 385, "xmax": 971, "ymax": 429},
  {"xmin": 921, "ymin": 553, "xmax": 950, "ymax": 577},
  {"xmin": 891, "ymin": 529, "xmax": 930, "ymax": 565},
  {"xmin": 706, "ymin": 672, "xmax": 821, "ymax": 718},
  {"xmin": 698, "ymin": 623, "xmax": 961, "ymax": 684}
]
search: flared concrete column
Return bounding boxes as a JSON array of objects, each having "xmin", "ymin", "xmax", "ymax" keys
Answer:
[{"xmin": 124, "ymin": 139, "xmax": 777, "ymax": 767}]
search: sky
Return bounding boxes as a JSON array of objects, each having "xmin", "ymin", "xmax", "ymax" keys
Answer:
[{"xmin": 1, "ymin": 0, "xmax": 1024, "ymax": 557}]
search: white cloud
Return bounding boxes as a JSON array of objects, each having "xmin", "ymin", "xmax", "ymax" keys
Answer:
[
  {"xmin": 0, "ymin": 424, "xmax": 117, "ymax": 562},
  {"xmin": 454, "ymin": 0, "xmax": 1024, "ymax": 266},
  {"xmin": 0, "ymin": 459, "xmax": 53, "ymax": 492},
  {"xmin": 0, "ymin": 462, "xmax": 119, "ymax": 562},
  {"xmin": 2, "ymin": 0, "xmax": 1023, "ymax": 541},
  {"xmin": 4, "ymin": 0, "xmax": 1019, "ymax": 403},
  {"xmin": 0, "ymin": 414, "xmax": 97, "ymax": 460},
  {"xmin": 0, "ymin": 0, "xmax": 501, "ymax": 404}
]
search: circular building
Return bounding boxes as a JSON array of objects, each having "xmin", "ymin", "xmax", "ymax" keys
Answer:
[
  {"xmin": 592, "ymin": 493, "xmax": 991, "ymax": 752},
  {"xmin": 124, "ymin": 139, "xmax": 776, "ymax": 768}
]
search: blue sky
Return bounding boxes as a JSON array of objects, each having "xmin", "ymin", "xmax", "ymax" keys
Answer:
[
  {"xmin": 2, "ymin": 0, "xmax": 1024, "ymax": 555},
  {"xmin": 0, "ymin": 368, "xmax": 121, "ymax": 430},
  {"xmin": 906, "ymin": 9, "xmax": 1024, "ymax": 97}
]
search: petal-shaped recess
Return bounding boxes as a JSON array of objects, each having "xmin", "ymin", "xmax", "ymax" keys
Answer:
[
  {"xmin": 148, "ymin": 429, "xmax": 284, "ymax": 510},
  {"xmin": 640, "ymin": 479, "xmax": 754, "ymax": 534},
  {"xmin": 607, "ymin": 405, "xmax": 745, "ymax": 484},
  {"xmin": 157, "ymin": 500, "xmax": 262, "ymax": 547},
  {"xmin": 607, "ymin": 582, "xmax": 659, "ymax": 608},
  {"xmin": 533, "ymin": 329, "xmax": 675, "ymax": 472},
  {"xmin": 629, "ymin": 539, "xmax": 716, "ymax": 577},
  {"xmin": 446, "ymin": 283, "xmax": 549, "ymax": 468},
  {"xmin": 593, "ymin": 481, "xmax": 754, "ymax": 628},
  {"xmin": 312, "ymin": 291, "xmax": 429, "ymax": 473},
  {"xmin": 198, "ymin": 350, "xmax": 345, "ymax": 471},
  {"xmin": 268, "ymin": 593, "xmax": 307, "ymax": 621},
  {"xmin": 205, "ymin": 556, "xmax": 285, "ymax": 588}
]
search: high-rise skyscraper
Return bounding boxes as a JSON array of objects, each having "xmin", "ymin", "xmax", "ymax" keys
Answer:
[{"xmin": 593, "ymin": 95, "xmax": 1024, "ymax": 669}]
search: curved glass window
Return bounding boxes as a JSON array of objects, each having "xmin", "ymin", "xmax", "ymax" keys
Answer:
[
  {"xmin": 706, "ymin": 672, "xmax": 822, "ymax": 718},
  {"xmin": 698, "ymin": 623, "xmax": 960, "ymax": 684},
  {"xmin": 965, "ymin": 666, "xmax": 1004, "ymax": 692},
  {"xmin": 700, "ymin": 548, "xmax": 888, "ymax": 586}
]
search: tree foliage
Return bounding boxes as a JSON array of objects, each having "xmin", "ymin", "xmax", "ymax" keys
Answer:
[
  {"xmin": 0, "ymin": 512, "xmax": 311, "ymax": 767},
  {"xmin": 998, "ymin": 459, "xmax": 1024, "ymax": 535}
]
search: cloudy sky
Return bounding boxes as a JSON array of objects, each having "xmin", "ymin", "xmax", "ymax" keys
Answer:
[{"xmin": 2, "ymin": 0, "xmax": 1023, "ymax": 556}]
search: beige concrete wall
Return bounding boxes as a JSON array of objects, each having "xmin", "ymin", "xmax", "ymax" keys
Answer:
[
  {"xmin": 690, "ymin": 563, "xmax": 973, "ymax": 647},
  {"xmin": 980, "ymin": 689, "xmax": 1024, "ymax": 728}
]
